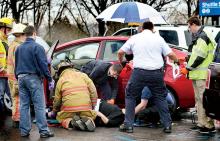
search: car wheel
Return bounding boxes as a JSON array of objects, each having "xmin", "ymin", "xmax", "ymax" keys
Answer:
[{"xmin": 3, "ymin": 93, "xmax": 12, "ymax": 112}]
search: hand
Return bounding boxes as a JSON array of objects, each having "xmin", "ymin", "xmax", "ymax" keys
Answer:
[
  {"xmin": 49, "ymin": 79, "xmax": 55, "ymax": 90},
  {"xmin": 47, "ymin": 111, "xmax": 56, "ymax": 119},
  {"xmin": 107, "ymin": 99, "xmax": 115, "ymax": 105},
  {"xmin": 47, "ymin": 57, "xmax": 52, "ymax": 64},
  {"xmin": 174, "ymin": 59, "xmax": 180, "ymax": 66},
  {"xmin": 180, "ymin": 68, "xmax": 188, "ymax": 75}
]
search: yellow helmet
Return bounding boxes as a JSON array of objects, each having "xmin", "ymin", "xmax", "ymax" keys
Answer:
[{"xmin": 0, "ymin": 17, "xmax": 13, "ymax": 28}]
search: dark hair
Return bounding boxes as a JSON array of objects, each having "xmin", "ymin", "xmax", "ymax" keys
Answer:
[
  {"xmin": 187, "ymin": 16, "xmax": 201, "ymax": 26},
  {"xmin": 142, "ymin": 21, "xmax": 154, "ymax": 30},
  {"xmin": 112, "ymin": 64, "xmax": 123, "ymax": 74},
  {"xmin": 23, "ymin": 25, "xmax": 36, "ymax": 36}
]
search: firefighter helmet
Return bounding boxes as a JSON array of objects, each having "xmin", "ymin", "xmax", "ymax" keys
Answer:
[{"xmin": 0, "ymin": 17, "xmax": 13, "ymax": 29}]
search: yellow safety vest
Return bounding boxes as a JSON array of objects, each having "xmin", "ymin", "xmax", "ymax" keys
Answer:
[{"xmin": 187, "ymin": 29, "xmax": 216, "ymax": 80}]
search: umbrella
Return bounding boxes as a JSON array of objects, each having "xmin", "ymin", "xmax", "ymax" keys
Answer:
[{"xmin": 96, "ymin": 2, "xmax": 167, "ymax": 24}]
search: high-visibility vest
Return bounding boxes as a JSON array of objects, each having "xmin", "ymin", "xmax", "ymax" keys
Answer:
[
  {"xmin": 0, "ymin": 31, "xmax": 8, "ymax": 77},
  {"xmin": 187, "ymin": 29, "xmax": 216, "ymax": 80}
]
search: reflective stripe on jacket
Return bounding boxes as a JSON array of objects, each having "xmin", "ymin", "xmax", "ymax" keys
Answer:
[
  {"xmin": 7, "ymin": 40, "xmax": 21, "ymax": 81},
  {"xmin": 53, "ymin": 68, "xmax": 97, "ymax": 117},
  {"xmin": 187, "ymin": 29, "xmax": 216, "ymax": 80}
]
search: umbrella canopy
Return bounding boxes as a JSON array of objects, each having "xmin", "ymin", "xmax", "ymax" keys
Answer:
[{"xmin": 96, "ymin": 2, "xmax": 167, "ymax": 24}]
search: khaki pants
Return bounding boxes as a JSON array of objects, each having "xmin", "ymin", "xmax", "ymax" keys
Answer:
[
  {"xmin": 192, "ymin": 80, "xmax": 214, "ymax": 128},
  {"xmin": 57, "ymin": 110, "xmax": 97, "ymax": 129},
  {"xmin": 8, "ymin": 80, "xmax": 20, "ymax": 121}
]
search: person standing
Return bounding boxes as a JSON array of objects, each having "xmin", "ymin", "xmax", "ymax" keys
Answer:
[
  {"xmin": 81, "ymin": 60, "xmax": 123, "ymax": 104},
  {"xmin": 15, "ymin": 25, "xmax": 54, "ymax": 138},
  {"xmin": 117, "ymin": 21, "xmax": 178, "ymax": 133},
  {"xmin": 7, "ymin": 23, "xmax": 26, "ymax": 128},
  {"xmin": 0, "ymin": 17, "xmax": 13, "ymax": 112},
  {"xmin": 181, "ymin": 17, "xmax": 216, "ymax": 134}
]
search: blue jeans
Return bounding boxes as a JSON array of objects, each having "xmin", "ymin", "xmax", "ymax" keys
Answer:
[
  {"xmin": 0, "ymin": 78, "xmax": 10, "ymax": 110},
  {"xmin": 18, "ymin": 74, "xmax": 49, "ymax": 135},
  {"xmin": 124, "ymin": 68, "xmax": 171, "ymax": 128}
]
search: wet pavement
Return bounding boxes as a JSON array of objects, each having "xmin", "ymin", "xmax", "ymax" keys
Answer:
[{"xmin": 0, "ymin": 115, "xmax": 220, "ymax": 141}]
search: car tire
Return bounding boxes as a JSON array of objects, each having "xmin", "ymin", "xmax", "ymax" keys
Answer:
[{"xmin": 3, "ymin": 93, "xmax": 12, "ymax": 112}]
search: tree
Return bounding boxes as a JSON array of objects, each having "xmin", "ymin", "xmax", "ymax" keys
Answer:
[{"xmin": 79, "ymin": 0, "xmax": 120, "ymax": 36}]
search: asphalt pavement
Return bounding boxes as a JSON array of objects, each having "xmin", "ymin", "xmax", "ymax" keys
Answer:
[{"xmin": 0, "ymin": 114, "xmax": 220, "ymax": 141}]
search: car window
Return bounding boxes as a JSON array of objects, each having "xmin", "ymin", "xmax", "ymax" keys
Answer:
[
  {"xmin": 114, "ymin": 29, "xmax": 137, "ymax": 36},
  {"xmin": 103, "ymin": 41, "xmax": 125, "ymax": 61},
  {"xmin": 52, "ymin": 51, "xmax": 70, "ymax": 68},
  {"xmin": 184, "ymin": 30, "xmax": 192, "ymax": 47},
  {"xmin": 159, "ymin": 30, "xmax": 179, "ymax": 46},
  {"xmin": 69, "ymin": 43, "xmax": 99, "ymax": 59}
]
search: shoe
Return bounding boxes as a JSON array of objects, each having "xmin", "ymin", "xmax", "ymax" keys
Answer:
[
  {"xmin": 199, "ymin": 127, "xmax": 216, "ymax": 134},
  {"xmin": 81, "ymin": 116, "xmax": 96, "ymax": 132},
  {"xmin": 190, "ymin": 125, "xmax": 203, "ymax": 131},
  {"xmin": 21, "ymin": 133, "xmax": 30, "ymax": 137},
  {"xmin": 71, "ymin": 115, "xmax": 86, "ymax": 131},
  {"xmin": 163, "ymin": 126, "xmax": 172, "ymax": 133},
  {"xmin": 40, "ymin": 131, "xmax": 54, "ymax": 138},
  {"xmin": 119, "ymin": 124, "xmax": 133, "ymax": 133}
]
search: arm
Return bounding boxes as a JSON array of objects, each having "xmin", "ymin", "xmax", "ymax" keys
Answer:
[
  {"xmin": 135, "ymin": 99, "xmax": 148, "ymax": 114},
  {"xmin": 167, "ymin": 52, "xmax": 179, "ymax": 63},
  {"xmin": 96, "ymin": 111, "xmax": 109, "ymax": 124},
  {"xmin": 53, "ymin": 78, "xmax": 62, "ymax": 112},
  {"xmin": 110, "ymin": 78, "xmax": 118, "ymax": 100},
  {"xmin": 118, "ymin": 49, "xmax": 125, "ymax": 63},
  {"xmin": 35, "ymin": 45, "xmax": 52, "ymax": 82},
  {"xmin": 83, "ymin": 73, "xmax": 98, "ymax": 108},
  {"xmin": 187, "ymin": 38, "xmax": 209, "ymax": 70}
]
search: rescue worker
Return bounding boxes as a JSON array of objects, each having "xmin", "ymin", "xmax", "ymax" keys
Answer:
[
  {"xmin": 80, "ymin": 60, "xmax": 123, "ymax": 104},
  {"xmin": 181, "ymin": 17, "xmax": 216, "ymax": 134},
  {"xmin": 0, "ymin": 17, "xmax": 13, "ymax": 112},
  {"xmin": 48, "ymin": 62, "xmax": 98, "ymax": 131},
  {"xmin": 7, "ymin": 23, "xmax": 26, "ymax": 128},
  {"xmin": 118, "ymin": 21, "xmax": 178, "ymax": 133}
]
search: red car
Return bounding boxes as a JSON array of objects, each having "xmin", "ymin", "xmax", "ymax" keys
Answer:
[{"xmin": 50, "ymin": 36, "xmax": 195, "ymax": 111}]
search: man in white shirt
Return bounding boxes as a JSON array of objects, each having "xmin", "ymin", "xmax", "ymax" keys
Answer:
[{"xmin": 118, "ymin": 21, "xmax": 179, "ymax": 133}]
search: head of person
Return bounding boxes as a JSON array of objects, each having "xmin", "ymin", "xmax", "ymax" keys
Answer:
[
  {"xmin": 0, "ymin": 17, "xmax": 13, "ymax": 37},
  {"xmin": 187, "ymin": 16, "xmax": 202, "ymax": 34},
  {"xmin": 11, "ymin": 23, "xmax": 27, "ymax": 42},
  {"xmin": 142, "ymin": 21, "xmax": 154, "ymax": 32},
  {"xmin": 57, "ymin": 61, "xmax": 74, "ymax": 77},
  {"xmin": 23, "ymin": 25, "xmax": 37, "ymax": 39},
  {"xmin": 108, "ymin": 64, "xmax": 123, "ymax": 79}
]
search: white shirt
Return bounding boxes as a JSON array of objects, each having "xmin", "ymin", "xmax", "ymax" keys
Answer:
[{"xmin": 120, "ymin": 30, "xmax": 172, "ymax": 70}]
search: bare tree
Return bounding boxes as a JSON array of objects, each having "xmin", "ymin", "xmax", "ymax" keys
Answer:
[{"xmin": 79, "ymin": 0, "xmax": 119, "ymax": 36}]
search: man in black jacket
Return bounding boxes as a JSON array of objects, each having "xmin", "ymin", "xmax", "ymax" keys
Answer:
[{"xmin": 81, "ymin": 60, "xmax": 122, "ymax": 104}]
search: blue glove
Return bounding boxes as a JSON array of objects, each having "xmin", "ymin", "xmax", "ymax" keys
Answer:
[{"xmin": 49, "ymin": 79, "xmax": 55, "ymax": 90}]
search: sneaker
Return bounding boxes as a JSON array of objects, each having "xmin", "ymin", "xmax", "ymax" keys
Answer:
[
  {"xmin": 40, "ymin": 131, "xmax": 54, "ymax": 138},
  {"xmin": 81, "ymin": 116, "xmax": 96, "ymax": 132},
  {"xmin": 119, "ymin": 124, "xmax": 133, "ymax": 133},
  {"xmin": 199, "ymin": 127, "xmax": 216, "ymax": 134},
  {"xmin": 71, "ymin": 115, "xmax": 86, "ymax": 131},
  {"xmin": 190, "ymin": 125, "xmax": 203, "ymax": 131},
  {"xmin": 163, "ymin": 126, "xmax": 172, "ymax": 133}
]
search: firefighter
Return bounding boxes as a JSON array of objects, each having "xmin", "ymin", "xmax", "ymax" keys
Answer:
[
  {"xmin": 0, "ymin": 17, "xmax": 13, "ymax": 112},
  {"xmin": 181, "ymin": 17, "xmax": 216, "ymax": 134},
  {"xmin": 48, "ymin": 62, "xmax": 98, "ymax": 131},
  {"xmin": 7, "ymin": 23, "xmax": 26, "ymax": 128}
]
